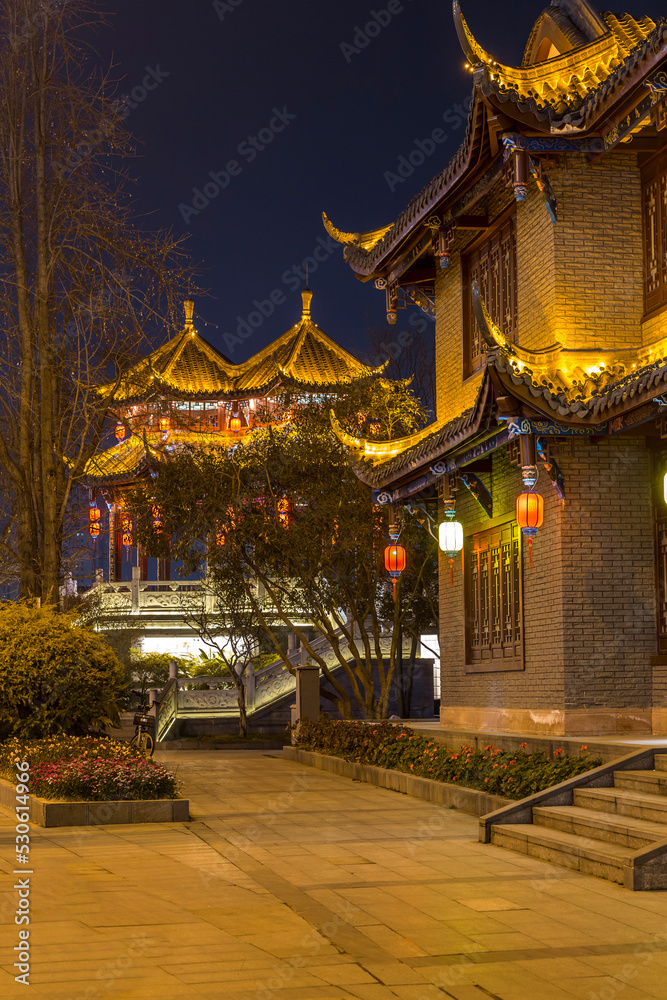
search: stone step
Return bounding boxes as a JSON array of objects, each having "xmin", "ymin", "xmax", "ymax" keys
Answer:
[
  {"xmin": 532, "ymin": 804, "xmax": 667, "ymax": 849},
  {"xmin": 490, "ymin": 822, "xmax": 636, "ymax": 884},
  {"xmin": 613, "ymin": 770, "xmax": 667, "ymax": 796},
  {"xmin": 575, "ymin": 786, "xmax": 667, "ymax": 824}
]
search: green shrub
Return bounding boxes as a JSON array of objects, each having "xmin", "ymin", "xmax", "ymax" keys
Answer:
[
  {"xmin": 295, "ymin": 718, "xmax": 602, "ymax": 800},
  {"xmin": 0, "ymin": 602, "xmax": 126, "ymax": 739}
]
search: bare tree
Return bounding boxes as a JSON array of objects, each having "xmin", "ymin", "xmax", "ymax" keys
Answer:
[
  {"xmin": 365, "ymin": 311, "xmax": 436, "ymax": 419},
  {"xmin": 0, "ymin": 0, "xmax": 191, "ymax": 600}
]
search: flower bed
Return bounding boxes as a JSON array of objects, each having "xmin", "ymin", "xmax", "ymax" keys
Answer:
[
  {"xmin": 294, "ymin": 718, "xmax": 602, "ymax": 800},
  {"xmin": 0, "ymin": 736, "xmax": 179, "ymax": 801}
]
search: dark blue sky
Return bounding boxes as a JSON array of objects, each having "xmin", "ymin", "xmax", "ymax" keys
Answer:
[{"xmin": 98, "ymin": 0, "xmax": 663, "ymax": 361}]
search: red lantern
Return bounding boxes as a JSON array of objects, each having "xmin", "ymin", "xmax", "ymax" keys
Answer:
[
  {"xmin": 384, "ymin": 543, "xmax": 406, "ymax": 601},
  {"xmin": 89, "ymin": 504, "xmax": 101, "ymax": 524},
  {"xmin": 277, "ymin": 498, "xmax": 292, "ymax": 528},
  {"xmin": 159, "ymin": 416, "xmax": 169, "ymax": 432},
  {"xmin": 114, "ymin": 422, "xmax": 126, "ymax": 441},
  {"xmin": 230, "ymin": 415, "xmax": 241, "ymax": 434},
  {"xmin": 516, "ymin": 491, "xmax": 544, "ymax": 568},
  {"xmin": 152, "ymin": 505, "xmax": 162, "ymax": 533}
]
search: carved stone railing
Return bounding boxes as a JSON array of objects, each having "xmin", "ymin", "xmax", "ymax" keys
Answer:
[
  {"xmin": 156, "ymin": 677, "xmax": 178, "ymax": 740},
  {"xmin": 87, "ymin": 575, "xmax": 202, "ymax": 614}
]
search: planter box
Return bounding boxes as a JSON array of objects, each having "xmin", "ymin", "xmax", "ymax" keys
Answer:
[
  {"xmin": 0, "ymin": 776, "xmax": 189, "ymax": 828},
  {"xmin": 282, "ymin": 747, "xmax": 509, "ymax": 816}
]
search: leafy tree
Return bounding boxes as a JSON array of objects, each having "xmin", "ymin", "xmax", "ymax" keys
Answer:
[
  {"xmin": 132, "ymin": 387, "xmax": 437, "ymax": 720},
  {"xmin": 0, "ymin": 0, "xmax": 191, "ymax": 601},
  {"xmin": 0, "ymin": 600, "xmax": 126, "ymax": 739}
]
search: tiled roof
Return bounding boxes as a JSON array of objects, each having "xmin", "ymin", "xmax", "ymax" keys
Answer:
[
  {"xmin": 81, "ymin": 429, "xmax": 226, "ymax": 486},
  {"xmin": 333, "ymin": 376, "xmax": 492, "ymax": 489},
  {"xmin": 101, "ymin": 293, "xmax": 377, "ymax": 404}
]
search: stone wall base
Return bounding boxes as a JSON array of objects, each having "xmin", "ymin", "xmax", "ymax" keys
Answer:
[{"xmin": 440, "ymin": 706, "xmax": 654, "ymax": 736}]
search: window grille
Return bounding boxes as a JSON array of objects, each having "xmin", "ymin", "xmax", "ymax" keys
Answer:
[
  {"xmin": 642, "ymin": 147, "xmax": 667, "ymax": 314},
  {"xmin": 466, "ymin": 519, "xmax": 523, "ymax": 669},
  {"xmin": 463, "ymin": 215, "xmax": 517, "ymax": 377}
]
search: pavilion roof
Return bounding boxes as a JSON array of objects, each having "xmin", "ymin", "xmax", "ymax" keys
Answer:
[
  {"xmin": 80, "ymin": 429, "xmax": 225, "ymax": 487},
  {"xmin": 101, "ymin": 292, "xmax": 380, "ymax": 405}
]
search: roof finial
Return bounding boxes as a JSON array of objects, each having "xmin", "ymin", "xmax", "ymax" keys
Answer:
[
  {"xmin": 184, "ymin": 298, "xmax": 194, "ymax": 329},
  {"xmin": 301, "ymin": 286, "xmax": 312, "ymax": 320}
]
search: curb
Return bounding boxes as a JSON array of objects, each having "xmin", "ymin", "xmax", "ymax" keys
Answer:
[
  {"xmin": 282, "ymin": 747, "xmax": 510, "ymax": 816},
  {"xmin": 0, "ymin": 776, "xmax": 189, "ymax": 828}
]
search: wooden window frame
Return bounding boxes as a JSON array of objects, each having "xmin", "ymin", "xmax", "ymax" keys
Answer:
[
  {"xmin": 464, "ymin": 513, "xmax": 524, "ymax": 673},
  {"xmin": 642, "ymin": 145, "xmax": 667, "ymax": 316},
  {"xmin": 462, "ymin": 208, "xmax": 517, "ymax": 380}
]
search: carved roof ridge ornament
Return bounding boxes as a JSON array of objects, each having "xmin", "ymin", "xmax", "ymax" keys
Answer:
[
  {"xmin": 329, "ymin": 408, "xmax": 448, "ymax": 464},
  {"xmin": 471, "ymin": 281, "xmax": 563, "ymax": 364},
  {"xmin": 452, "ymin": 0, "xmax": 656, "ymax": 111},
  {"xmin": 321, "ymin": 211, "xmax": 392, "ymax": 252}
]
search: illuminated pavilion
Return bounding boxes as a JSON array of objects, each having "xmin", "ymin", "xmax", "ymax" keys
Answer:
[
  {"xmin": 82, "ymin": 291, "xmax": 380, "ymax": 653},
  {"xmin": 328, "ymin": 0, "xmax": 667, "ymax": 736}
]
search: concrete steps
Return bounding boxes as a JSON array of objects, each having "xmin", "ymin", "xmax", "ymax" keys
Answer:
[{"xmin": 486, "ymin": 749, "xmax": 667, "ymax": 889}]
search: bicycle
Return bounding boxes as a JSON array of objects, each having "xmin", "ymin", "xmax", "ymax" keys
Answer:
[{"xmin": 129, "ymin": 703, "xmax": 156, "ymax": 757}]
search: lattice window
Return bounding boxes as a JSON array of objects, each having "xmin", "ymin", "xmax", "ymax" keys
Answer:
[
  {"xmin": 463, "ymin": 214, "xmax": 517, "ymax": 378},
  {"xmin": 656, "ymin": 515, "xmax": 667, "ymax": 653},
  {"xmin": 466, "ymin": 520, "xmax": 523, "ymax": 668},
  {"xmin": 642, "ymin": 148, "xmax": 667, "ymax": 314}
]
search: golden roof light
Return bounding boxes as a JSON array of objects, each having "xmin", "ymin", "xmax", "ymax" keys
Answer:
[
  {"xmin": 453, "ymin": 0, "xmax": 655, "ymax": 108},
  {"xmin": 322, "ymin": 212, "xmax": 392, "ymax": 251}
]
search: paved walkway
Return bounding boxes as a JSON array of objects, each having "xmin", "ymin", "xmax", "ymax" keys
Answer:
[{"xmin": 2, "ymin": 750, "xmax": 667, "ymax": 999}]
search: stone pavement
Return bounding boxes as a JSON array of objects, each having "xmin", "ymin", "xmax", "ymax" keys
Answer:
[{"xmin": 2, "ymin": 750, "xmax": 667, "ymax": 1000}]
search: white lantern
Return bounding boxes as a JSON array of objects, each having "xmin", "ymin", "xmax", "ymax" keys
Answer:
[{"xmin": 439, "ymin": 520, "xmax": 463, "ymax": 556}]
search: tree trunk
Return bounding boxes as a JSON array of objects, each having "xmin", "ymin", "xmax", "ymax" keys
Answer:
[{"xmin": 236, "ymin": 676, "xmax": 247, "ymax": 737}]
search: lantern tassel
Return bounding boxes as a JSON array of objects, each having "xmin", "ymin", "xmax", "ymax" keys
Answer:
[
  {"xmin": 528, "ymin": 536, "xmax": 533, "ymax": 570},
  {"xmin": 449, "ymin": 557, "xmax": 454, "ymax": 588},
  {"xmin": 392, "ymin": 578, "xmax": 397, "ymax": 602}
]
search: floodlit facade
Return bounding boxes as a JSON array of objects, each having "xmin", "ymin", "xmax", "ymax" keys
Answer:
[{"xmin": 331, "ymin": 0, "xmax": 667, "ymax": 736}]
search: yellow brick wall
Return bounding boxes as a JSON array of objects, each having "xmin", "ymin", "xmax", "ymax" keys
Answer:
[{"xmin": 550, "ymin": 152, "xmax": 643, "ymax": 350}]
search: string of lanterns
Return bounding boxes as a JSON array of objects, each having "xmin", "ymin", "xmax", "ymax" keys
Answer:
[{"xmin": 382, "ymin": 463, "xmax": 546, "ymax": 595}]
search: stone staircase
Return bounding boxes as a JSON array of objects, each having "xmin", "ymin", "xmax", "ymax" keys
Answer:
[{"xmin": 481, "ymin": 748, "xmax": 667, "ymax": 890}]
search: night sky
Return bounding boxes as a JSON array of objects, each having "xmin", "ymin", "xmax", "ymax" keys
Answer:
[{"xmin": 97, "ymin": 0, "xmax": 663, "ymax": 362}]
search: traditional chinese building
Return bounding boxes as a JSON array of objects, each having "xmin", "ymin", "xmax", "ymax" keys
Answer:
[
  {"xmin": 329, "ymin": 0, "xmax": 667, "ymax": 736},
  {"xmin": 82, "ymin": 291, "xmax": 380, "ymax": 655}
]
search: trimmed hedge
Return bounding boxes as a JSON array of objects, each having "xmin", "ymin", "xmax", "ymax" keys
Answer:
[{"xmin": 294, "ymin": 718, "xmax": 602, "ymax": 800}]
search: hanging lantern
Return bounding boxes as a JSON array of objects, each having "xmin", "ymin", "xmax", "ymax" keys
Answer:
[
  {"xmin": 230, "ymin": 415, "xmax": 241, "ymax": 434},
  {"xmin": 516, "ymin": 491, "xmax": 544, "ymax": 568},
  {"xmin": 114, "ymin": 421, "xmax": 126, "ymax": 441},
  {"xmin": 384, "ymin": 543, "xmax": 406, "ymax": 601},
  {"xmin": 216, "ymin": 526, "xmax": 225, "ymax": 546},
  {"xmin": 663, "ymin": 471, "xmax": 667, "ymax": 504},
  {"xmin": 121, "ymin": 513, "xmax": 133, "ymax": 560},
  {"xmin": 277, "ymin": 498, "xmax": 292, "ymax": 528},
  {"xmin": 152, "ymin": 505, "xmax": 162, "ymax": 533},
  {"xmin": 159, "ymin": 416, "xmax": 170, "ymax": 432},
  {"xmin": 439, "ymin": 519, "xmax": 464, "ymax": 587},
  {"xmin": 88, "ymin": 503, "xmax": 101, "ymax": 525}
]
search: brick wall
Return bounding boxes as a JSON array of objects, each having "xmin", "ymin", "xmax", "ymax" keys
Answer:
[
  {"xmin": 559, "ymin": 435, "xmax": 655, "ymax": 709},
  {"xmin": 439, "ymin": 436, "xmax": 656, "ymax": 713}
]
